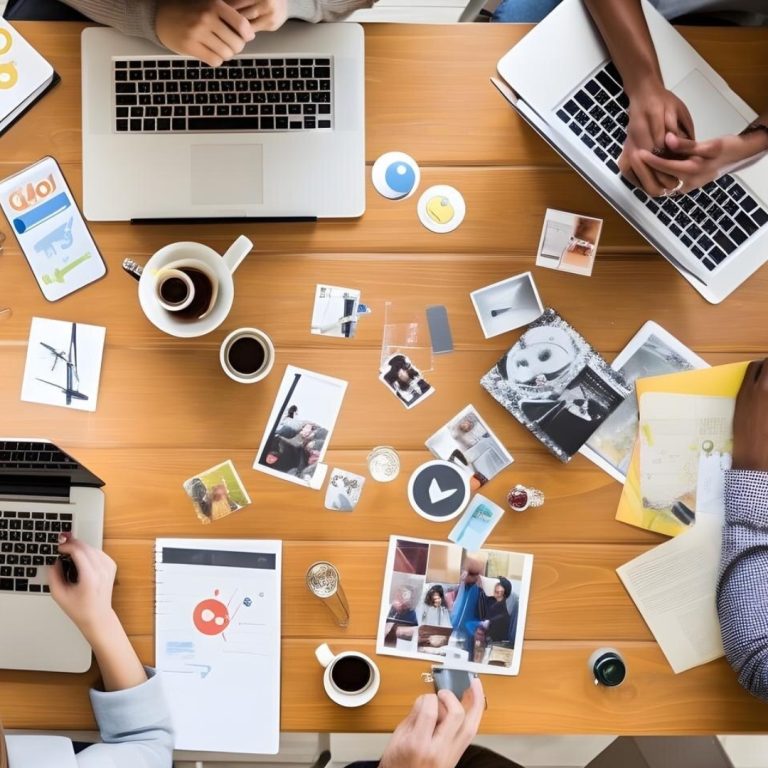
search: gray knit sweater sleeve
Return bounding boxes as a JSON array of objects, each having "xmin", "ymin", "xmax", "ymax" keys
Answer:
[
  {"xmin": 58, "ymin": 0, "xmax": 374, "ymax": 46},
  {"xmin": 59, "ymin": 0, "xmax": 160, "ymax": 43},
  {"xmin": 717, "ymin": 469, "xmax": 768, "ymax": 701}
]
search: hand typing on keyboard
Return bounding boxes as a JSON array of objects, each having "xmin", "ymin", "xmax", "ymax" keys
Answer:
[
  {"xmin": 48, "ymin": 534, "xmax": 118, "ymax": 641},
  {"xmin": 155, "ymin": 0, "xmax": 257, "ymax": 68}
]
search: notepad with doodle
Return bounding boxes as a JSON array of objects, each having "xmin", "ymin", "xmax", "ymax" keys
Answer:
[{"xmin": 155, "ymin": 539, "xmax": 282, "ymax": 754}]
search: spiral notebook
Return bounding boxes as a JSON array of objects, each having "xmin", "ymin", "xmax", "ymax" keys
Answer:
[{"xmin": 0, "ymin": 18, "xmax": 59, "ymax": 135}]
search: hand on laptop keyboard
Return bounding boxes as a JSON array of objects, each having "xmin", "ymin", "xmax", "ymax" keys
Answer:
[
  {"xmin": 48, "ymin": 534, "xmax": 118, "ymax": 640},
  {"xmin": 639, "ymin": 131, "xmax": 766, "ymax": 197},
  {"xmin": 618, "ymin": 82, "xmax": 694, "ymax": 197},
  {"xmin": 155, "ymin": 0, "xmax": 257, "ymax": 68}
]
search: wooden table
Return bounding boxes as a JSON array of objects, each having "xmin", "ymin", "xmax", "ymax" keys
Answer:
[{"xmin": 1, "ymin": 21, "xmax": 767, "ymax": 736}]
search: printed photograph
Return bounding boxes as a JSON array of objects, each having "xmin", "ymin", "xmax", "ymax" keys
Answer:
[
  {"xmin": 310, "ymin": 284, "xmax": 361, "ymax": 338},
  {"xmin": 324, "ymin": 468, "xmax": 366, "ymax": 511},
  {"xmin": 253, "ymin": 366, "xmax": 347, "ymax": 490},
  {"xmin": 470, "ymin": 272, "xmax": 544, "ymax": 338},
  {"xmin": 425, "ymin": 404, "xmax": 513, "ymax": 490},
  {"xmin": 183, "ymin": 459, "xmax": 251, "ymax": 524},
  {"xmin": 582, "ymin": 322, "xmax": 708, "ymax": 482},
  {"xmin": 379, "ymin": 353, "xmax": 435, "ymax": 410},
  {"xmin": 480, "ymin": 309, "xmax": 630, "ymax": 462},
  {"xmin": 448, "ymin": 495, "xmax": 505, "ymax": 551},
  {"xmin": 20, "ymin": 317, "xmax": 106, "ymax": 412},
  {"xmin": 377, "ymin": 536, "xmax": 534, "ymax": 676},
  {"xmin": 535, "ymin": 209, "xmax": 603, "ymax": 277}
]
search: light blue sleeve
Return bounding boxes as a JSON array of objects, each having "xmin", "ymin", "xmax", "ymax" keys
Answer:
[{"xmin": 76, "ymin": 668, "xmax": 174, "ymax": 768}]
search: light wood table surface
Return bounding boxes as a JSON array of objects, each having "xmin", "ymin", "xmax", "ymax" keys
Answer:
[{"xmin": 1, "ymin": 20, "xmax": 767, "ymax": 735}]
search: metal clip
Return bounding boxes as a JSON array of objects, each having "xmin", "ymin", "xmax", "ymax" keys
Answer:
[{"xmin": 121, "ymin": 258, "xmax": 143, "ymax": 281}]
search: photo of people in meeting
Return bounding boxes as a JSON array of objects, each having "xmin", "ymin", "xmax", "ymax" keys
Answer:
[{"xmin": 377, "ymin": 536, "xmax": 534, "ymax": 676}]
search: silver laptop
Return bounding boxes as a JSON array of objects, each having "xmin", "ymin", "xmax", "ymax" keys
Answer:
[
  {"xmin": 494, "ymin": 0, "xmax": 768, "ymax": 304},
  {"xmin": 81, "ymin": 22, "xmax": 365, "ymax": 221},
  {"xmin": 0, "ymin": 439, "xmax": 104, "ymax": 673}
]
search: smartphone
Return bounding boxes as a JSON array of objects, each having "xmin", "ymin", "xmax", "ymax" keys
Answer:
[
  {"xmin": 426, "ymin": 305, "xmax": 454, "ymax": 354},
  {"xmin": 0, "ymin": 156, "xmax": 107, "ymax": 301},
  {"xmin": 431, "ymin": 666, "xmax": 473, "ymax": 699}
]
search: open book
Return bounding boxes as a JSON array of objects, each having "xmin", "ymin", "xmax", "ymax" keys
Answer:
[{"xmin": 0, "ymin": 18, "xmax": 58, "ymax": 135}]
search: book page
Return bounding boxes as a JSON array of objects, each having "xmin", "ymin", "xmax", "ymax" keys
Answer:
[{"xmin": 617, "ymin": 517, "xmax": 723, "ymax": 673}]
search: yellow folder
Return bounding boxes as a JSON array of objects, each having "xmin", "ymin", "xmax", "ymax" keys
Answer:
[{"xmin": 615, "ymin": 361, "xmax": 749, "ymax": 536}]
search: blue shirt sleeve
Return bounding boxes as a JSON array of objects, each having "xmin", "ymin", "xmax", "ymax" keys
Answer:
[
  {"xmin": 76, "ymin": 668, "xmax": 174, "ymax": 768},
  {"xmin": 717, "ymin": 469, "xmax": 768, "ymax": 701}
]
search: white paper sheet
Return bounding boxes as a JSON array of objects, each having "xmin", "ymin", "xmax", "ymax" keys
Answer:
[
  {"xmin": 617, "ymin": 516, "xmax": 724, "ymax": 673},
  {"xmin": 155, "ymin": 539, "xmax": 281, "ymax": 754}
]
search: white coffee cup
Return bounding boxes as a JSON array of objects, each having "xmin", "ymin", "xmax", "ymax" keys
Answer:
[
  {"xmin": 138, "ymin": 235, "xmax": 252, "ymax": 338},
  {"xmin": 220, "ymin": 327, "xmax": 275, "ymax": 384},
  {"xmin": 315, "ymin": 643, "xmax": 380, "ymax": 707}
]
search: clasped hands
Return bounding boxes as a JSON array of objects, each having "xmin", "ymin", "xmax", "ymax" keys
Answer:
[
  {"xmin": 619, "ymin": 79, "xmax": 759, "ymax": 198},
  {"xmin": 155, "ymin": 0, "xmax": 290, "ymax": 68}
]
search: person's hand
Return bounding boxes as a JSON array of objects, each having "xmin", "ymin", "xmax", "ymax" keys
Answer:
[
  {"xmin": 235, "ymin": 0, "xmax": 289, "ymax": 33},
  {"xmin": 155, "ymin": 0, "xmax": 255, "ymax": 67},
  {"xmin": 621, "ymin": 81, "xmax": 694, "ymax": 196},
  {"xmin": 636, "ymin": 131, "xmax": 756, "ymax": 196},
  {"xmin": 731, "ymin": 360, "xmax": 768, "ymax": 472},
  {"xmin": 379, "ymin": 678, "xmax": 485, "ymax": 768},
  {"xmin": 48, "ymin": 535, "xmax": 118, "ymax": 641}
]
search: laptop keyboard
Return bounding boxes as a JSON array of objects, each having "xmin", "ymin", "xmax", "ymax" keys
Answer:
[
  {"xmin": 555, "ymin": 62, "xmax": 768, "ymax": 272},
  {"xmin": 113, "ymin": 55, "xmax": 334, "ymax": 133},
  {"xmin": 0, "ymin": 441, "xmax": 78, "ymax": 471},
  {"xmin": 0, "ymin": 510, "xmax": 72, "ymax": 593}
]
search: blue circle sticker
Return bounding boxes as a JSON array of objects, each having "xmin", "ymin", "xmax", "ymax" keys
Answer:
[{"xmin": 372, "ymin": 151, "xmax": 421, "ymax": 200}]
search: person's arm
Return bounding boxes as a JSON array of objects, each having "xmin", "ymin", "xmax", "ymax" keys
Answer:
[
  {"xmin": 583, "ymin": 0, "xmax": 693, "ymax": 196},
  {"xmin": 49, "ymin": 536, "xmax": 174, "ymax": 767},
  {"xmin": 379, "ymin": 678, "xmax": 485, "ymax": 768},
  {"xmin": 285, "ymin": 0, "xmax": 376, "ymax": 21},
  {"xmin": 637, "ymin": 114, "xmax": 768, "ymax": 195},
  {"xmin": 717, "ymin": 359, "xmax": 768, "ymax": 701},
  {"xmin": 58, "ymin": 0, "xmax": 160, "ymax": 42}
]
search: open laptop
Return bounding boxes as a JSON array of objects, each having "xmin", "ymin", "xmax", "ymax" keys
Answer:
[
  {"xmin": 0, "ymin": 439, "xmax": 104, "ymax": 673},
  {"xmin": 494, "ymin": 0, "xmax": 768, "ymax": 304},
  {"xmin": 81, "ymin": 22, "xmax": 365, "ymax": 221}
]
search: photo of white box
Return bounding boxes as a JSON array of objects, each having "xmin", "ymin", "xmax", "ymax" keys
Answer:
[{"xmin": 470, "ymin": 272, "xmax": 544, "ymax": 338}]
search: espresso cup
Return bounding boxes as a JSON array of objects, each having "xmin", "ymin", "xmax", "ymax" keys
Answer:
[
  {"xmin": 220, "ymin": 327, "xmax": 275, "ymax": 384},
  {"xmin": 315, "ymin": 643, "xmax": 380, "ymax": 707},
  {"xmin": 155, "ymin": 268, "xmax": 195, "ymax": 313}
]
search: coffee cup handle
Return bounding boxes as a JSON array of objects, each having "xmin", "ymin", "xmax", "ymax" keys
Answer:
[
  {"xmin": 222, "ymin": 235, "xmax": 253, "ymax": 274},
  {"xmin": 315, "ymin": 643, "xmax": 336, "ymax": 669}
]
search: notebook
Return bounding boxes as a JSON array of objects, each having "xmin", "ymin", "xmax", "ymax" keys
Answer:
[
  {"xmin": 155, "ymin": 539, "xmax": 282, "ymax": 754},
  {"xmin": 0, "ymin": 18, "xmax": 59, "ymax": 135}
]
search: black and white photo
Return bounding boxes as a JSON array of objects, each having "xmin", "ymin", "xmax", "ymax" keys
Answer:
[
  {"xmin": 480, "ymin": 309, "xmax": 630, "ymax": 462},
  {"xmin": 253, "ymin": 366, "xmax": 347, "ymax": 489},
  {"xmin": 470, "ymin": 272, "xmax": 544, "ymax": 338}
]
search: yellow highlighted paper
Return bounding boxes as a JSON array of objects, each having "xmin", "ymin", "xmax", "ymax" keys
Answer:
[{"xmin": 615, "ymin": 361, "xmax": 749, "ymax": 536}]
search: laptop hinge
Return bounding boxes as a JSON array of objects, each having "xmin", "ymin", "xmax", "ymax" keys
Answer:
[
  {"xmin": 0, "ymin": 476, "xmax": 70, "ymax": 504},
  {"xmin": 131, "ymin": 216, "xmax": 318, "ymax": 224}
]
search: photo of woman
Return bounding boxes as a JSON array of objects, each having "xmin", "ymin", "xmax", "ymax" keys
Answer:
[{"xmin": 379, "ymin": 353, "xmax": 434, "ymax": 409}]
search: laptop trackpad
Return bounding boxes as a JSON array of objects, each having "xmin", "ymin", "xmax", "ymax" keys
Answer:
[
  {"xmin": 191, "ymin": 144, "xmax": 263, "ymax": 205},
  {"xmin": 671, "ymin": 69, "xmax": 748, "ymax": 141}
]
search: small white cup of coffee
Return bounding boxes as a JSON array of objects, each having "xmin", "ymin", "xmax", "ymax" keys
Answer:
[
  {"xmin": 315, "ymin": 643, "xmax": 380, "ymax": 707},
  {"xmin": 220, "ymin": 327, "xmax": 275, "ymax": 384}
]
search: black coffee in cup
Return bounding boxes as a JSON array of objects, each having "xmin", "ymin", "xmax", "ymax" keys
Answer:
[
  {"xmin": 228, "ymin": 336, "xmax": 266, "ymax": 375},
  {"xmin": 177, "ymin": 267, "xmax": 214, "ymax": 320},
  {"xmin": 159, "ymin": 276, "xmax": 190, "ymax": 306},
  {"xmin": 331, "ymin": 655, "xmax": 372, "ymax": 693}
]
